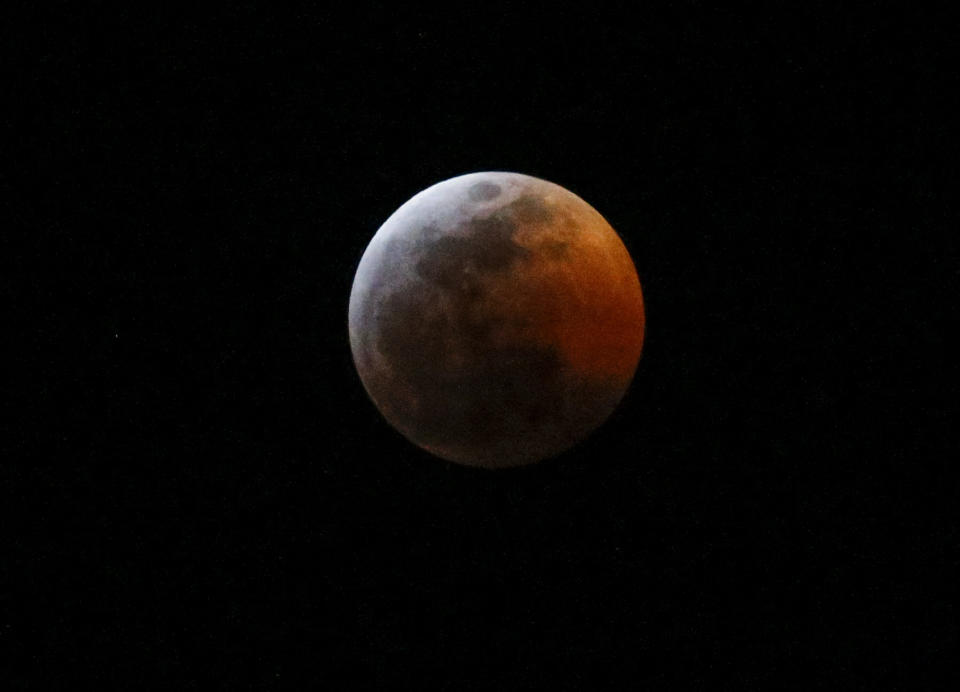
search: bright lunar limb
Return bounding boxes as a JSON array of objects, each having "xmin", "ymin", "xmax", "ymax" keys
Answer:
[{"xmin": 348, "ymin": 172, "xmax": 645, "ymax": 469}]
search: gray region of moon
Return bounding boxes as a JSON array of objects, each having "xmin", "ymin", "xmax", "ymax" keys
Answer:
[{"xmin": 349, "ymin": 172, "xmax": 645, "ymax": 468}]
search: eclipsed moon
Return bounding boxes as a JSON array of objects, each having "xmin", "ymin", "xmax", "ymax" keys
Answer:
[{"xmin": 348, "ymin": 172, "xmax": 645, "ymax": 468}]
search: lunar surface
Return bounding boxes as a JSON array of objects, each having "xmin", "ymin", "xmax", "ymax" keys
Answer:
[{"xmin": 348, "ymin": 172, "xmax": 645, "ymax": 468}]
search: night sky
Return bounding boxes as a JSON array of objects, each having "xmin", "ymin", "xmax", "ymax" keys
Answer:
[{"xmin": 9, "ymin": 3, "xmax": 953, "ymax": 688}]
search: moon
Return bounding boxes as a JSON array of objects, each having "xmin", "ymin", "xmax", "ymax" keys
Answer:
[{"xmin": 348, "ymin": 172, "xmax": 645, "ymax": 468}]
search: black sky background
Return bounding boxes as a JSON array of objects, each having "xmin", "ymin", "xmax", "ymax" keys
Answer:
[{"xmin": 7, "ymin": 2, "xmax": 955, "ymax": 688}]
